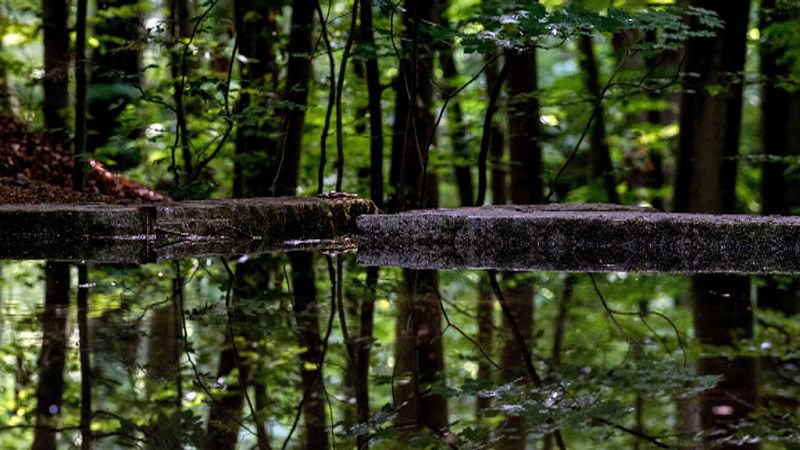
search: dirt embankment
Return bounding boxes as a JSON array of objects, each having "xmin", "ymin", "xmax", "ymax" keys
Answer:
[{"xmin": 0, "ymin": 114, "xmax": 166, "ymax": 204}]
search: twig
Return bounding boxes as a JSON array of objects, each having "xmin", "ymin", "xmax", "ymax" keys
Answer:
[
  {"xmin": 334, "ymin": 0, "xmax": 359, "ymax": 192},
  {"xmin": 475, "ymin": 55, "xmax": 512, "ymax": 206},
  {"xmin": 315, "ymin": 0, "xmax": 336, "ymax": 194}
]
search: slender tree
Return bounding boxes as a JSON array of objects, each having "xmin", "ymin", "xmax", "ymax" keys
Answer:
[
  {"xmin": 167, "ymin": 0, "xmax": 194, "ymax": 186},
  {"xmin": 578, "ymin": 33, "xmax": 619, "ymax": 203}
]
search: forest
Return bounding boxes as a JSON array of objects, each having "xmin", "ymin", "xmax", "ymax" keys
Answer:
[{"xmin": 1, "ymin": 0, "xmax": 800, "ymax": 449}]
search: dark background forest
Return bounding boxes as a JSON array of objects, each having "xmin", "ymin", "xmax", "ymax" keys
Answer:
[{"xmin": 1, "ymin": 0, "xmax": 800, "ymax": 449}]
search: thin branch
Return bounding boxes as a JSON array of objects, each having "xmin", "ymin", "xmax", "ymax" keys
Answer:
[
  {"xmin": 315, "ymin": 0, "xmax": 336, "ymax": 194},
  {"xmin": 334, "ymin": 0, "xmax": 359, "ymax": 192},
  {"xmin": 594, "ymin": 418, "xmax": 669, "ymax": 449},
  {"xmin": 476, "ymin": 55, "xmax": 512, "ymax": 206},
  {"xmin": 189, "ymin": 33, "xmax": 240, "ymax": 181}
]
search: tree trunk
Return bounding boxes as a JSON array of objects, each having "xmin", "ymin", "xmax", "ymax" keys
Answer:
[
  {"xmin": 578, "ymin": 34, "xmax": 618, "ymax": 204},
  {"xmin": 276, "ymin": 0, "xmax": 314, "ymax": 197},
  {"xmin": 673, "ymin": 2, "xmax": 755, "ymax": 449},
  {"xmin": 507, "ymin": 48, "xmax": 543, "ymax": 206},
  {"xmin": 486, "ymin": 55, "xmax": 507, "ymax": 206},
  {"xmin": 42, "ymin": 0, "xmax": 69, "ymax": 143},
  {"xmin": 361, "ymin": 0, "xmax": 384, "ymax": 209},
  {"xmin": 33, "ymin": 262, "xmax": 70, "ymax": 450},
  {"xmin": 434, "ymin": 1, "xmax": 473, "ymax": 207},
  {"xmin": 757, "ymin": 0, "xmax": 800, "ymax": 424},
  {"xmin": 233, "ymin": 0, "xmax": 279, "ymax": 198},
  {"xmin": 74, "ymin": 0, "xmax": 88, "ymax": 191},
  {"xmin": 87, "ymin": 0, "xmax": 142, "ymax": 158}
]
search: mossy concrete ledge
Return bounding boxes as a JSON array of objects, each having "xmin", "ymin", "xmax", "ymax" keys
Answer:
[
  {"xmin": 356, "ymin": 204, "xmax": 800, "ymax": 274},
  {"xmin": 0, "ymin": 196, "xmax": 376, "ymax": 262}
]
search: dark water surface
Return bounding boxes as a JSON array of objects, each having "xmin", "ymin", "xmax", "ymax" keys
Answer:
[{"xmin": 0, "ymin": 255, "xmax": 797, "ymax": 449}]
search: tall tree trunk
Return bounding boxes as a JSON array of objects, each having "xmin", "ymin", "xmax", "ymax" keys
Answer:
[
  {"xmin": 578, "ymin": 34, "xmax": 619, "ymax": 204},
  {"xmin": 673, "ymin": 2, "xmax": 756, "ymax": 449},
  {"xmin": 74, "ymin": 0, "xmax": 88, "ymax": 191},
  {"xmin": 758, "ymin": 0, "xmax": 800, "ymax": 422},
  {"xmin": 278, "ymin": 4, "xmax": 327, "ymax": 447},
  {"xmin": 276, "ymin": 0, "xmax": 314, "ymax": 197},
  {"xmin": 486, "ymin": 55, "xmax": 507, "ymax": 206},
  {"xmin": 233, "ymin": 0, "xmax": 279, "ymax": 198},
  {"xmin": 758, "ymin": 0, "xmax": 800, "ymax": 313},
  {"xmin": 33, "ymin": 262, "xmax": 70, "ymax": 450},
  {"xmin": 496, "ymin": 46, "xmax": 543, "ymax": 450},
  {"xmin": 349, "ymin": 4, "xmax": 384, "ymax": 446},
  {"xmin": 42, "ymin": 0, "xmax": 68, "ymax": 142},
  {"xmin": 87, "ymin": 0, "xmax": 142, "ymax": 159},
  {"xmin": 434, "ymin": 0, "xmax": 473, "ymax": 207},
  {"xmin": 361, "ymin": 0, "xmax": 384, "ymax": 209},
  {"xmin": 474, "ymin": 53, "xmax": 504, "ymax": 418},
  {"xmin": 507, "ymin": 48, "xmax": 543, "ymax": 207},
  {"xmin": 389, "ymin": 0, "xmax": 447, "ymax": 437},
  {"xmin": 37, "ymin": 10, "xmax": 71, "ymax": 446}
]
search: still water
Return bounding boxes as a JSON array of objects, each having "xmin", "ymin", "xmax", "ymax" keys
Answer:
[{"xmin": 0, "ymin": 255, "xmax": 797, "ymax": 449}]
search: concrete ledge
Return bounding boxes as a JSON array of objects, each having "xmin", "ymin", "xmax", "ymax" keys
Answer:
[
  {"xmin": 0, "ymin": 196, "xmax": 376, "ymax": 262},
  {"xmin": 356, "ymin": 204, "xmax": 800, "ymax": 274}
]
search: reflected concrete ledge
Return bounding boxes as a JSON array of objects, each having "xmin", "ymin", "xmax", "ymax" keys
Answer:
[
  {"xmin": 0, "ymin": 197, "xmax": 376, "ymax": 263},
  {"xmin": 356, "ymin": 204, "xmax": 800, "ymax": 274}
]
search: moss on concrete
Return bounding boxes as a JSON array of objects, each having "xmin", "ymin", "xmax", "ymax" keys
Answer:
[
  {"xmin": 0, "ymin": 197, "xmax": 376, "ymax": 262},
  {"xmin": 356, "ymin": 205, "xmax": 800, "ymax": 274}
]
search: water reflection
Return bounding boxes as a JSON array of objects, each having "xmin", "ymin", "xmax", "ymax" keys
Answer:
[{"xmin": 0, "ymin": 257, "xmax": 798, "ymax": 449}]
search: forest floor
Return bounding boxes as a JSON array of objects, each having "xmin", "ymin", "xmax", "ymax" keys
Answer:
[
  {"xmin": 0, "ymin": 114, "xmax": 166, "ymax": 204},
  {"xmin": 0, "ymin": 177, "xmax": 121, "ymax": 204}
]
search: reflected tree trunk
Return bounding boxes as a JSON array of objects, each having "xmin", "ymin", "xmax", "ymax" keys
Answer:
[
  {"xmin": 144, "ymin": 267, "xmax": 182, "ymax": 449},
  {"xmin": 290, "ymin": 252, "xmax": 328, "ymax": 450},
  {"xmin": 674, "ymin": 2, "xmax": 755, "ymax": 449},
  {"xmin": 77, "ymin": 266, "xmax": 92, "ymax": 450},
  {"xmin": 33, "ymin": 262, "xmax": 70, "ymax": 450}
]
